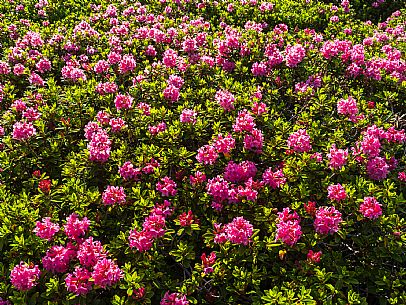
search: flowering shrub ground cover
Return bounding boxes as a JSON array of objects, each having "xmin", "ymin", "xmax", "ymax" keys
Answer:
[{"xmin": 0, "ymin": 0, "xmax": 405, "ymax": 304}]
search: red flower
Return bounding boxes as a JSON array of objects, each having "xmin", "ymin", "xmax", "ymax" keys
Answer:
[
  {"xmin": 38, "ymin": 179, "xmax": 51, "ymax": 194},
  {"xmin": 304, "ymin": 201, "xmax": 317, "ymax": 217}
]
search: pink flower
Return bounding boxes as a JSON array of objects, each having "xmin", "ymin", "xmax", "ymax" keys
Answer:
[
  {"xmin": 224, "ymin": 217, "xmax": 253, "ymax": 245},
  {"xmin": 360, "ymin": 197, "xmax": 382, "ymax": 219},
  {"xmin": 314, "ymin": 206, "xmax": 342, "ymax": 235},
  {"xmin": 29, "ymin": 72, "xmax": 45, "ymax": 86},
  {"xmin": 262, "ymin": 167, "xmax": 286, "ymax": 189},
  {"xmin": 119, "ymin": 161, "xmax": 141, "ymax": 180},
  {"xmin": 160, "ymin": 291, "xmax": 189, "ymax": 305},
  {"xmin": 167, "ymin": 75, "xmax": 184, "ymax": 88},
  {"xmin": 213, "ymin": 133, "xmax": 235, "ymax": 154},
  {"xmin": 12, "ymin": 121, "xmax": 36, "ymax": 141},
  {"xmin": 77, "ymin": 237, "xmax": 108, "ymax": 267},
  {"xmin": 304, "ymin": 201, "xmax": 317, "ymax": 216},
  {"xmin": 93, "ymin": 60, "xmax": 110, "ymax": 74},
  {"xmin": 87, "ymin": 129, "xmax": 111, "ymax": 163},
  {"xmin": 190, "ymin": 171, "xmax": 207, "ymax": 186},
  {"xmin": 206, "ymin": 176, "xmax": 230, "ymax": 203},
  {"xmin": 285, "ymin": 44, "xmax": 306, "ymax": 67},
  {"xmin": 13, "ymin": 63, "xmax": 25, "ymax": 75},
  {"xmin": 223, "ymin": 161, "xmax": 257, "ymax": 183},
  {"xmin": 129, "ymin": 230, "xmax": 154, "ymax": 252},
  {"xmin": 307, "ymin": 250, "xmax": 322, "ymax": 263},
  {"xmin": 337, "ymin": 96, "xmax": 358, "ymax": 117},
  {"xmin": 215, "ymin": 90, "xmax": 235, "ymax": 111},
  {"xmin": 102, "ymin": 186, "xmax": 126, "ymax": 205},
  {"xmin": 251, "ymin": 62, "xmax": 268, "ymax": 76},
  {"xmin": 114, "ymin": 94, "xmax": 133, "ymax": 110},
  {"xmin": 149, "ymin": 122, "xmax": 167, "ymax": 135},
  {"xmin": 163, "ymin": 84, "xmax": 180, "ymax": 102},
  {"xmin": 310, "ymin": 152, "xmax": 323, "ymax": 162},
  {"xmin": 180, "ymin": 108, "xmax": 197, "ymax": 124},
  {"xmin": 361, "ymin": 135, "xmax": 381, "ymax": 157},
  {"xmin": 213, "ymin": 223, "xmax": 228, "ymax": 243},
  {"xmin": 119, "ymin": 54, "xmax": 136, "ymax": 74},
  {"xmin": 156, "ymin": 176, "xmax": 177, "ymax": 197},
  {"xmin": 10, "ymin": 262, "xmax": 41, "ymax": 291},
  {"xmin": 178, "ymin": 210, "xmax": 198, "ymax": 227},
  {"xmin": 0, "ymin": 61, "xmax": 11, "ymax": 75},
  {"xmin": 33, "ymin": 217, "xmax": 60, "ymax": 241},
  {"xmin": 64, "ymin": 213, "xmax": 90, "ymax": 240},
  {"xmin": 327, "ymin": 183, "xmax": 347, "ymax": 202},
  {"xmin": 137, "ymin": 102, "xmax": 151, "ymax": 116},
  {"xmin": 244, "ymin": 128, "xmax": 264, "ymax": 153},
  {"xmin": 162, "ymin": 49, "xmax": 178, "ymax": 68},
  {"xmin": 196, "ymin": 145, "xmax": 218, "ymax": 165},
  {"xmin": 399, "ymin": 172, "xmax": 406, "ymax": 182},
  {"xmin": 109, "ymin": 117, "xmax": 126, "ymax": 132},
  {"xmin": 366, "ymin": 157, "xmax": 389, "ymax": 180},
  {"xmin": 143, "ymin": 214, "xmax": 166, "ymax": 238},
  {"xmin": 327, "ymin": 144, "xmax": 348, "ymax": 169},
  {"xmin": 42, "ymin": 245, "xmax": 76, "ymax": 273},
  {"xmin": 91, "ymin": 258, "xmax": 123, "ymax": 288},
  {"xmin": 12, "ymin": 99, "xmax": 27, "ymax": 112},
  {"xmin": 201, "ymin": 252, "xmax": 216, "ymax": 274},
  {"xmin": 22, "ymin": 107, "xmax": 41, "ymax": 122},
  {"xmin": 287, "ymin": 129, "xmax": 312, "ymax": 153},
  {"xmin": 65, "ymin": 267, "xmax": 92, "ymax": 295},
  {"xmin": 251, "ymin": 101, "xmax": 268, "ymax": 115},
  {"xmin": 275, "ymin": 208, "xmax": 302, "ymax": 246},
  {"xmin": 233, "ymin": 109, "xmax": 256, "ymax": 132},
  {"xmin": 35, "ymin": 58, "xmax": 51, "ymax": 73}
]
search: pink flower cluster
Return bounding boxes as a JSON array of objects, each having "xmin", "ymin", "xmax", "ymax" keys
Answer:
[
  {"xmin": 287, "ymin": 129, "xmax": 312, "ymax": 153},
  {"xmin": 114, "ymin": 94, "xmax": 133, "ymax": 110},
  {"xmin": 327, "ymin": 183, "xmax": 347, "ymax": 202},
  {"xmin": 357, "ymin": 125, "xmax": 405, "ymax": 180},
  {"xmin": 129, "ymin": 201, "xmax": 172, "ymax": 252},
  {"xmin": 12, "ymin": 121, "xmax": 36, "ymax": 141},
  {"xmin": 102, "ymin": 185, "xmax": 126, "ymax": 205},
  {"xmin": 160, "ymin": 291, "xmax": 189, "ymax": 305},
  {"xmin": 262, "ymin": 167, "xmax": 286, "ymax": 189},
  {"xmin": 314, "ymin": 206, "xmax": 342, "ymax": 235},
  {"xmin": 337, "ymin": 96, "xmax": 358, "ymax": 117},
  {"xmin": 64, "ymin": 213, "xmax": 90, "ymax": 240},
  {"xmin": 307, "ymin": 250, "xmax": 322, "ymax": 263},
  {"xmin": 359, "ymin": 197, "xmax": 382, "ymax": 219},
  {"xmin": 285, "ymin": 44, "xmax": 306, "ymax": 67},
  {"xmin": 118, "ymin": 161, "xmax": 141, "ymax": 180},
  {"xmin": 196, "ymin": 144, "xmax": 218, "ymax": 165},
  {"xmin": 33, "ymin": 217, "xmax": 60, "ymax": 241},
  {"xmin": 215, "ymin": 89, "xmax": 235, "ymax": 111},
  {"xmin": 42, "ymin": 244, "xmax": 76, "ymax": 273},
  {"xmin": 275, "ymin": 208, "xmax": 302, "ymax": 246},
  {"xmin": 91, "ymin": 258, "xmax": 123, "ymax": 289},
  {"xmin": 31, "ymin": 213, "xmax": 122, "ymax": 295},
  {"xmin": 214, "ymin": 133, "xmax": 235, "ymax": 154},
  {"xmin": 214, "ymin": 217, "xmax": 253, "ymax": 245},
  {"xmin": 223, "ymin": 161, "xmax": 257, "ymax": 183},
  {"xmin": 201, "ymin": 252, "xmax": 216, "ymax": 274},
  {"xmin": 327, "ymin": 144, "xmax": 348, "ymax": 170},
  {"xmin": 156, "ymin": 176, "xmax": 177, "ymax": 197},
  {"xmin": 84, "ymin": 121, "xmax": 112, "ymax": 163},
  {"xmin": 180, "ymin": 108, "xmax": 197, "ymax": 124},
  {"xmin": 10, "ymin": 262, "xmax": 41, "ymax": 291},
  {"xmin": 233, "ymin": 109, "xmax": 256, "ymax": 133}
]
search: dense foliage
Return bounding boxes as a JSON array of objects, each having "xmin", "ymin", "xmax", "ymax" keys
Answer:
[{"xmin": 0, "ymin": 0, "xmax": 405, "ymax": 304}]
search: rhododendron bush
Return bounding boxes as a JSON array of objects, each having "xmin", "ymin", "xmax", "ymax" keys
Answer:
[{"xmin": 0, "ymin": 0, "xmax": 405, "ymax": 304}]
